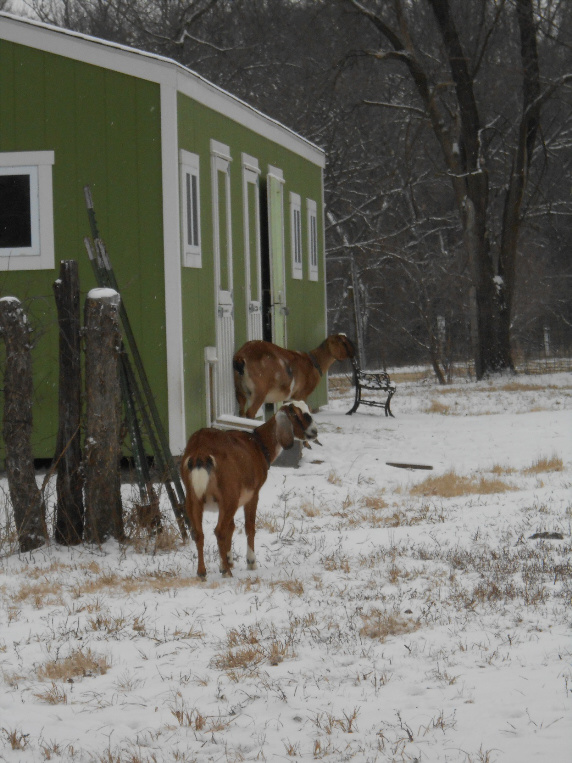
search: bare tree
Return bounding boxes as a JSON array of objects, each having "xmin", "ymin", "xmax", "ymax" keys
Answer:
[{"xmin": 341, "ymin": 0, "xmax": 572, "ymax": 377}]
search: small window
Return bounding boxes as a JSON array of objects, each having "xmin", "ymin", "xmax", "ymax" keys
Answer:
[
  {"xmin": 180, "ymin": 150, "xmax": 201, "ymax": 267},
  {"xmin": 0, "ymin": 151, "xmax": 55, "ymax": 271},
  {"xmin": 307, "ymin": 198, "xmax": 318, "ymax": 281},
  {"xmin": 290, "ymin": 192, "xmax": 302, "ymax": 280}
]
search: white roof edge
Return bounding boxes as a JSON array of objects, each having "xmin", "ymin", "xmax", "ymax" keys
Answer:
[{"xmin": 0, "ymin": 11, "xmax": 326, "ymax": 168}]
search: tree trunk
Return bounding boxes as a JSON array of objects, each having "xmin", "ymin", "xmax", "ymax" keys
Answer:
[
  {"xmin": 0, "ymin": 297, "xmax": 47, "ymax": 552},
  {"xmin": 53, "ymin": 261, "xmax": 85, "ymax": 545},
  {"xmin": 83, "ymin": 289, "xmax": 124, "ymax": 544}
]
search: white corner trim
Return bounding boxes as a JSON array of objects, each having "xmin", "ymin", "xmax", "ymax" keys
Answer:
[{"xmin": 160, "ymin": 79, "xmax": 186, "ymax": 454}]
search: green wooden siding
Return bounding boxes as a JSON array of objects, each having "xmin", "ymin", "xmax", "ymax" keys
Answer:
[
  {"xmin": 177, "ymin": 94, "xmax": 326, "ymax": 435},
  {"xmin": 0, "ymin": 40, "xmax": 165, "ymax": 459},
  {"xmin": 0, "ymin": 29, "xmax": 326, "ymax": 457}
]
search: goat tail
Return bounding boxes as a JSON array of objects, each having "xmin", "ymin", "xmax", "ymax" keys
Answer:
[
  {"xmin": 233, "ymin": 356, "xmax": 245, "ymax": 376},
  {"xmin": 184, "ymin": 455, "xmax": 216, "ymax": 499}
]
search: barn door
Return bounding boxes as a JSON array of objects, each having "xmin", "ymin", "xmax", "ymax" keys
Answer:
[
  {"xmin": 242, "ymin": 154, "xmax": 263, "ymax": 341},
  {"xmin": 266, "ymin": 166, "xmax": 287, "ymax": 346},
  {"xmin": 211, "ymin": 140, "xmax": 235, "ymax": 418}
]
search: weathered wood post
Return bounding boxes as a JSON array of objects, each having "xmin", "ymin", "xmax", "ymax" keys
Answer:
[
  {"xmin": 83, "ymin": 288, "xmax": 124, "ymax": 544},
  {"xmin": 0, "ymin": 296, "xmax": 47, "ymax": 552},
  {"xmin": 53, "ymin": 260, "xmax": 85, "ymax": 544}
]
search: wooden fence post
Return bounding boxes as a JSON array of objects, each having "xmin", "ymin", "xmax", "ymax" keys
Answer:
[
  {"xmin": 83, "ymin": 288, "xmax": 124, "ymax": 544},
  {"xmin": 53, "ymin": 260, "xmax": 85, "ymax": 545},
  {"xmin": 0, "ymin": 296, "xmax": 47, "ymax": 552}
]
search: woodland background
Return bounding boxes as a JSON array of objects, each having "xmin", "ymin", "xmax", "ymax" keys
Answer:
[{"xmin": 6, "ymin": 0, "xmax": 572, "ymax": 378}]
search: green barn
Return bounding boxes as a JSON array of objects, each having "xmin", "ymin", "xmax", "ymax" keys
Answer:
[{"xmin": 0, "ymin": 12, "xmax": 327, "ymax": 458}]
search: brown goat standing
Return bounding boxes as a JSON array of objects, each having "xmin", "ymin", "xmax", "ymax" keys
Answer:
[
  {"xmin": 180, "ymin": 402, "xmax": 318, "ymax": 578},
  {"xmin": 233, "ymin": 334, "xmax": 354, "ymax": 418}
]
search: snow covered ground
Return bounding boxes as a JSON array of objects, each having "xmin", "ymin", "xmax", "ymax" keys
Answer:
[{"xmin": 1, "ymin": 370, "xmax": 571, "ymax": 762}]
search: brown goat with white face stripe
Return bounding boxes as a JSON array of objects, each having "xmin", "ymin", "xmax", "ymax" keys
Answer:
[
  {"xmin": 180, "ymin": 402, "xmax": 318, "ymax": 578},
  {"xmin": 233, "ymin": 334, "xmax": 355, "ymax": 419}
]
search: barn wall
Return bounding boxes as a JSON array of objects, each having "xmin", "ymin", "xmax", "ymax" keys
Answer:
[
  {"xmin": 0, "ymin": 39, "xmax": 166, "ymax": 458},
  {"xmin": 177, "ymin": 94, "xmax": 327, "ymax": 437}
]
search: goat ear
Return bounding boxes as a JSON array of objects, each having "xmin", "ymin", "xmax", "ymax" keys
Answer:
[{"xmin": 276, "ymin": 409, "xmax": 295, "ymax": 450}]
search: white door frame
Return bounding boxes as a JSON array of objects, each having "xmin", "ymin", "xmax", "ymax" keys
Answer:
[
  {"xmin": 266, "ymin": 165, "xmax": 287, "ymax": 347},
  {"xmin": 210, "ymin": 139, "xmax": 235, "ymax": 419},
  {"xmin": 242, "ymin": 152, "xmax": 263, "ymax": 341}
]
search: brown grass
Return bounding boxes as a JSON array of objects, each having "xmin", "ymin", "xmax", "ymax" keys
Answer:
[
  {"xmin": 327, "ymin": 470, "xmax": 343, "ymax": 486},
  {"xmin": 301, "ymin": 500, "xmax": 320, "ymax": 517},
  {"xmin": 425, "ymin": 399, "xmax": 451, "ymax": 415},
  {"xmin": 269, "ymin": 579, "xmax": 304, "ymax": 596},
  {"xmin": 2, "ymin": 728, "xmax": 29, "ymax": 751},
  {"xmin": 37, "ymin": 648, "xmax": 110, "ymax": 681},
  {"xmin": 34, "ymin": 682, "xmax": 68, "ymax": 704},
  {"xmin": 410, "ymin": 470, "xmax": 517, "ymax": 497},
  {"xmin": 361, "ymin": 493, "xmax": 388, "ymax": 510},
  {"xmin": 360, "ymin": 610, "xmax": 420, "ymax": 641},
  {"xmin": 490, "ymin": 463, "xmax": 517, "ymax": 475},
  {"xmin": 522, "ymin": 455, "xmax": 563, "ymax": 475},
  {"xmin": 12, "ymin": 582, "xmax": 65, "ymax": 608}
]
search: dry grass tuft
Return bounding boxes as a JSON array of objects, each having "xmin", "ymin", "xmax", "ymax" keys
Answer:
[
  {"xmin": 256, "ymin": 511, "xmax": 281, "ymax": 533},
  {"xmin": 327, "ymin": 470, "xmax": 343, "ymax": 486},
  {"xmin": 360, "ymin": 610, "xmax": 419, "ymax": 641},
  {"xmin": 210, "ymin": 644, "xmax": 265, "ymax": 672},
  {"xmin": 410, "ymin": 469, "xmax": 517, "ymax": 497},
  {"xmin": 13, "ymin": 581, "xmax": 65, "ymax": 608},
  {"xmin": 125, "ymin": 520, "xmax": 182, "ymax": 554},
  {"xmin": 490, "ymin": 463, "xmax": 517, "ymax": 475},
  {"xmin": 497, "ymin": 381, "xmax": 544, "ymax": 392},
  {"xmin": 425, "ymin": 399, "xmax": 450, "ymax": 415},
  {"xmin": 301, "ymin": 500, "xmax": 320, "ymax": 517},
  {"xmin": 34, "ymin": 682, "xmax": 68, "ymax": 705},
  {"xmin": 2, "ymin": 727, "xmax": 29, "ymax": 751},
  {"xmin": 210, "ymin": 623, "xmax": 297, "ymax": 674},
  {"xmin": 269, "ymin": 578, "xmax": 304, "ymax": 596},
  {"xmin": 361, "ymin": 493, "xmax": 388, "ymax": 510},
  {"xmin": 37, "ymin": 647, "xmax": 110, "ymax": 682},
  {"xmin": 522, "ymin": 455, "xmax": 563, "ymax": 475}
]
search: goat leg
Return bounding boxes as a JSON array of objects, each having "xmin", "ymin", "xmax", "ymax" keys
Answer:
[
  {"xmin": 244, "ymin": 497, "xmax": 259, "ymax": 570},
  {"xmin": 214, "ymin": 515, "xmax": 235, "ymax": 577},
  {"xmin": 185, "ymin": 496, "xmax": 207, "ymax": 578},
  {"xmin": 245, "ymin": 390, "xmax": 267, "ymax": 419}
]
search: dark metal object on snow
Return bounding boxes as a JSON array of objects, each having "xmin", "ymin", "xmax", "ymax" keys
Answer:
[
  {"xmin": 346, "ymin": 357, "xmax": 396, "ymax": 417},
  {"xmin": 386, "ymin": 462, "xmax": 434, "ymax": 470}
]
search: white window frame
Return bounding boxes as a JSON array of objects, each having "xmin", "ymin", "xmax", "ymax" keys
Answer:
[
  {"xmin": 290, "ymin": 191, "xmax": 303, "ymax": 280},
  {"xmin": 179, "ymin": 149, "xmax": 202, "ymax": 268},
  {"xmin": 307, "ymin": 198, "xmax": 319, "ymax": 281},
  {"xmin": 0, "ymin": 151, "xmax": 55, "ymax": 271}
]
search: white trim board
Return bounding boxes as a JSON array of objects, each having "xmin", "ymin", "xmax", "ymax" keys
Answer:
[
  {"xmin": 1, "ymin": 12, "xmax": 325, "ymax": 168},
  {"xmin": 160, "ymin": 79, "xmax": 187, "ymax": 455}
]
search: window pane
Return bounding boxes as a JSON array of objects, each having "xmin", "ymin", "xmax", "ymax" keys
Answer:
[
  {"xmin": 310, "ymin": 215, "xmax": 317, "ymax": 267},
  {"xmin": 293, "ymin": 207, "xmax": 302, "ymax": 265},
  {"xmin": 191, "ymin": 174, "xmax": 199, "ymax": 247},
  {"xmin": 0, "ymin": 174, "xmax": 32, "ymax": 247},
  {"xmin": 185, "ymin": 173, "xmax": 193, "ymax": 247}
]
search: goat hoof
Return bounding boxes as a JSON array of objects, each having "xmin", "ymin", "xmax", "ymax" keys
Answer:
[
  {"xmin": 197, "ymin": 572, "xmax": 207, "ymax": 580},
  {"xmin": 247, "ymin": 561, "xmax": 257, "ymax": 571}
]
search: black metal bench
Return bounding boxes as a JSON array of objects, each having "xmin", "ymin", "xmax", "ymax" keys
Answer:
[{"xmin": 346, "ymin": 358, "xmax": 396, "ymax": 417}]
